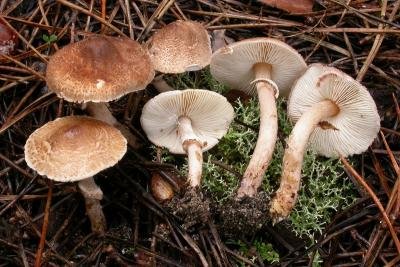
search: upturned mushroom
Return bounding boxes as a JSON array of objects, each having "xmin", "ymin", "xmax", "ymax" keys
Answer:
[
  {"xmin": 45, "ymin": 35, "xmax": 154, "ymax": 148},
  {"xmin": 25, "ymin": 116, "xmax": 127, "ymax": 233},
  {"xmin": 210, "ymin": 37, "xmax": 307, "ymax": 198},
  {"xmin": 140, "ymin": 89, "xmax": 234, "ymax": 187},
  {"xmin": 146, "ymin": 20, "xmax": 212, "ymax": 92},
  {"xmin": 269, "ymin": 64, "xmax": 380, "ymax": 222}
]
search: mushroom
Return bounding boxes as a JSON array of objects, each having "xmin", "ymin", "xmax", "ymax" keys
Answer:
[
  {"xmin": 146, "ymin": 20, "xmax": 212, "ymax": 92},
  {"xmin": 151, "ymin": 172, "xmax": 175, "ymax": 202},
  {"xmin": 0, "ymin": 19, "xmax": 18, "ymax": 55},
  {"xmin": 210, "ymin": 37, "xmax": 307, "ymax": 198},
  {"xmin": 45, "ymin": 35, "xmax": 155, "ymax": 148},
  {"xmin": 24, "ymin": 116, "xmax": 127, "ymax": 233},
  {"xmin": 269, "ymin": 64, "xmax": 380, "ymax": 222},
  {"xmin": 147, "ymin": 20, "xmax": 212, "ymax": 74},
  {"xmin": 140, "ymin": 89, "xmax": 234, "ymax": 187}
]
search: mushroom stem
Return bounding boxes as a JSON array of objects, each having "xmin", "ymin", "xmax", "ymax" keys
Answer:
[
  {"xmin": 78, "ymin": 177, "xmax": 106, "ymax": 234},
  {"xmin": 177, "ymin": 116, "xmax": 203, "ymax": 187},
  {"xmin": 237, "ymin": 63, "xmax": 278, "ymax": 198},
  {"xmin": 85, "ymin": 102, "xmax": 141, "ymax": 149},
  {"xmin": 270, "ymin": 100, "xmax": 339, "ymax": 222},
  {"xmin": 151, "ymin": 76, "xmax": 175, "ymax": 92}
]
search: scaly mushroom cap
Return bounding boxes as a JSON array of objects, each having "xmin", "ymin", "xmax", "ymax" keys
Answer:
[
  {"xmin": 288, "ymin": 64, "xmax": 380, "ymax": 157},
  {"xmin": 147, "ymin": 20, "xmax": 212, "ymax": 74},
  {"xmin": 25, "ymin": 116, "xmax": 127, "ymax": 182},
  {"xmin": 46, "ymin": 35, "xmax": 155, "ymax": 103},
  {"xmin": 210, "ymin": 37, "xmax": 307, "ymax": 97},
  {"xmin": 140, "ymin": 89, "xmax": 234, "ymax": 154}
]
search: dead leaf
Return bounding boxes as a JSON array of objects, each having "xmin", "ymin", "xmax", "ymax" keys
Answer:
[{"xmin": 258, "ymin": 0, "xmax": 314, "ymax": 13}]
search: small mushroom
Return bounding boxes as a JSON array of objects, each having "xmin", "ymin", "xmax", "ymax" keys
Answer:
[
  {"xmin": 140, "ymin": 89, "xmax": 234, "ymax": 187},
  {"xmin": 210, "ymin": 37, "xmax": 307, "ymax": 198},
  {"xmin": 269, "ymin": 64, "xmax": 380, "ymax": 222},
  {"xmin": 146, "ymin": 20, "xmax": 212, "ymax": 93},
  {"xmin": 45, "ymin": 35, "xmax": 154, "ymax": 148},
  {"xmin": 151, "ymin": 172, "xmax": 175, "ymax": 202},
  {"xmin": 0, "ymin": 20, "xmax": 18, "ymax": 55},
  {"xmin": 24, "ymin": 116, "xmax": 127, "ymax": 233},
  {"xmin": 147, "ymin": 20, "xmax": 212, "ymax": 74}
]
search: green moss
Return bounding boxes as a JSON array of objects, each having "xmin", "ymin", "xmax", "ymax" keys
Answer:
[
  {"xmin": 289, "ymin": 153, "xmax": 355, "ymax": 239},
  {"xmin": 227, "ymin": 239, "xmax": 279, "ymax": 265},
  {"xmin": 255, "ymin": 240, "xmax": 280, "ymax": 263},
  {"xmin": 164, "ymin": 67, "xmax": 228, "ymax": 93},
  {"xmin": 156, "ymin": 68, "xmax": 357, "ymax": 243}
]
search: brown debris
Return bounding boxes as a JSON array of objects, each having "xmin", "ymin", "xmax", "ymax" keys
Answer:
[
  {"xmin": 258, "ymin": 0, "xmax": 314, "ymax": 13},
  {"xmin": 217, "ymin": 192, "xmax": 270, "ymax": 237},
  {"xmin": 167, "ymin": 187, "xmax": 210, "ymax": 230}
]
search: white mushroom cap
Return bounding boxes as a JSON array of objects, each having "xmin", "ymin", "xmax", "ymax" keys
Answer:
[
  {"xmin": 25, "ymin": 116, "xmax": 127, "ymax": 182},
  {"xmin": 46, "ymin": 35, "xmax": 155, "ymax": 103},
  {"xmin": 146, "ymin": 20, "xmax": 212, "ymax": 74},
  {"xmin": 140, "ymin": 89, "xmax": 234, "ymax": 154},
  {"xmin": 210, "ymin": 37, "xmax": 307, "ymax": 97},
  {"xmin": 288, "ymin": 63, "xmax": 380, "ymax": 157}
]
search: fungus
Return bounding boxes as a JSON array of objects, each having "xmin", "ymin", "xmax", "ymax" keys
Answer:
[
  {"xmin": 146, "ymin": 20, "xmax": 212, "ymax": 93},
  {"xmin": 140, "ymin": 89, "xmax": 234, "ymax": 187},
  {"xmin": 151, "ymin": 172, "xmax": 175, "ymax": 202},
  {"xmin": 45, "ymin": 35, "xmax": 155, "ymax": 148},
  {"xmin": 147, "ymin": 20, "xmax": 212, "ymax": 74},
  {"xmin": 0, "ymin": 20, "xmax": 18, "ymax": 55},
  {"xmin": 25, "ymin": 116, "xmax": 127, "ymax": 233},
  {"xmin": 210, "ymin": 37, "xmax": 307, "ymax": 198},
  {"xmin": 269, "ymin": 64, "xmax": 380, "ymax": 222}
]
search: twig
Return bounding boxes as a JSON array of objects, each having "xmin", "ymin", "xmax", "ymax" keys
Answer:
[
  {"xmin": 178, "ymin": 229, "xmax": 209, "ymax": 267},
  {"xmin": 340, "ymin": 156, "xmax": 400, "ymax": 254},
  {"xmin": 55, "ymin": 0, "xmax": 127, "ymax": 36},
  {"xmin": 356, "ymin": 0, "xmax": 400, "ymax": 81},
  {"xmin": 0, "ymin": 16, "xmax": 48, "ymax": 63},
  {"xmin": 34, "ymin": 182, "xmax": 53, "ymax": 267},
  {"xmin": 0, "ymin": 53, "xmax": 46, "ymax": 80},
  {"xmin": 137, "ymin": 0, "xmax": 176, "ymax": 41}
]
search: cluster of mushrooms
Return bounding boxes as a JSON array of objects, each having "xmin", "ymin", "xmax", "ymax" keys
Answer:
[{"xmin": 24, "ymin": 20, "xmax": 380, "ymax": 234}]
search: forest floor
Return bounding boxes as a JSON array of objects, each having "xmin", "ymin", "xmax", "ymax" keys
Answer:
[{"xmin": 1, "ymin": 0, "xmax": 400, "ymax": 266}]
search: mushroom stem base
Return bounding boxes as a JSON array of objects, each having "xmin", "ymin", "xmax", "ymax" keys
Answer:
[
  {"xmin": 178, "ymin": 116, "xmax": 203, "ymax": 187},
  {"xmin": 78, "ymin": 177, "xmax": 106, "ymax": 234},
  {"xmin": 270, "ymin": 100, "xmax": 339, "ymax": 223},
  {"xmin": 237, "ymin": 65, "xmax": 277, "ymax": 198},
  {"xmin": 85, "ymin": 102, "xmax": 140, "ymax": 149}
]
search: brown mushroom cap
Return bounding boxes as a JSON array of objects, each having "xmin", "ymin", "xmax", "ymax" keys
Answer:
[
  {"xmin": 147, "ymin": 20, "xmax": 212, "ymax": 74},
  {"xmin": 46, "ymin": 35, "xmax": 155, "ymax": 103},
  {"xmin": 24, "ymin": 116, "xmax": 127, "ymax": 182}
]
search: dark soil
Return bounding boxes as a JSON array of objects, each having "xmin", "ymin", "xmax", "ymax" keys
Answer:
[
  {"xmin": 216, "ymin": 192, "xmax": 270, "ymax": 238},
  {"xmin": 167, "ymin": 187, "xmax": 210, "ymax": 230}
]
